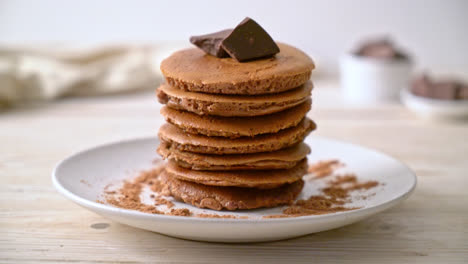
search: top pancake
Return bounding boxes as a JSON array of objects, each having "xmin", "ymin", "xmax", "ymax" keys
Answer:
[
  {"xmin": 157, "ymin": 81, "xmax": 313, "ymax": 117},
  {"xmin": 160, "ymin": 43, "xmax": 315, "ymax": 95}
]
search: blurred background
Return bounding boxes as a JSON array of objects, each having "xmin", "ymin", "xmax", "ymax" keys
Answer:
[
  {"xmin": 0, "ymin": 0, "xmax": 467, "ymax": 107},
  {"xmin": 1, "ymin": 0, "xmax": 467, "ymax": 74}
]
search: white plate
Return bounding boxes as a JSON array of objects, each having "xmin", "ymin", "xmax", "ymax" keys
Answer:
[
  {"xmin": 401, "ymin": 88, "xmax": 468, "ymax": 119},
  {"xmin": 52, "ymin": 136, "xmax": 416, "ymax": 243}
]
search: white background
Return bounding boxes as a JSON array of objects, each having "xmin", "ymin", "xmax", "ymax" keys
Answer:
[{"xmin": 1, "ymin": 0, "xmax": 467, "ymax": 76}]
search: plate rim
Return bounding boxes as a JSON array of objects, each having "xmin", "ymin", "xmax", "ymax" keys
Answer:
[{"xmin": 52, "ymin": 135, "xmax": 417, "ymax": 224}]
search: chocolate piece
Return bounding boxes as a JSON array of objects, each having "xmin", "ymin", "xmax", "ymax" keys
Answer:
[
  {"xmin": 356, "ymin": 39, "xmax": 408, "ymax": 60},
  {"xmin": 411, "ymin": 74, "xmax": 468, "ymax": 100},
  {"xmin": 221, "ymin": 17, "xmax": 280, "ymax": 62},
  {"xmin": 458, "ymin": 85, "xmax": 468, "ymax": 99},
  {"xmin": 190, "ymin": 29, "xmax": 233, "ymax": 58},
  {"xmin": 432, "ymin": 81, "xmax": 458, "ymax": 100},
  {"xmin": 411, "ymin": 74, "xmax": 432, "ymax": 97}
]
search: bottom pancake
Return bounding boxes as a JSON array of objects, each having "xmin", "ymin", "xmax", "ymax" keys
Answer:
[{"xmin": 160, "ymin": 171, "xmax": 304, "ymax": 211}]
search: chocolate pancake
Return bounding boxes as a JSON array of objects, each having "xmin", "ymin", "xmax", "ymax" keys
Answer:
[
  {"xmin": 160, "ymin": 43, "xmax": 315, "ymax": 95},
  {"xmin": 164, "ymin": 159, "xmax": 307, "ymax": 188},
  {"xmin": 158, "ymin": 142, "xmax": 310, "ymax": 170},
  {"xmin": 160, "ymin": 99, "xmax": 311, "ymax": 138},
  {"xmin": 158, "ymin": 118, "xmax": 316, "ymax": 154},
  {"xmin": 157, "ymin": 81, "xmax": 313, "ymax": 117},
  {"xmin": 160, "ymin": 171, "xmax": 304, "ymax": 210}
]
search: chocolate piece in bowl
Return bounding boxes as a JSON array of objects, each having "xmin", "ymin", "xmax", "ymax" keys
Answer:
[
  {"xmin": 411, "ymin": 74, "xmax": 433, "ymax": 98},
  {"xmin": 432, "ymin": 81, "xmax": 459, "ymax": 100},
  {"xmin": 355, "ymin": 39, "xmax": 409, "ymax": 60},
  {"xmin": 410, "ymin": 74, "xmax": 468, "ymax": 100},
  {"xmin": 458, "ymin": 85, "xmax": 468, "ymax": 99}
]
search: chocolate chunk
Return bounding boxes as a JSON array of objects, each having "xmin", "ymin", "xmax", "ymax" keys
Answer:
[
  {"xmin": 458, "ymin": 85, "xmax": 468, "ymax": 99},
  {"xmin": 411, "ymin": 74, "xmax": 468, "ymax": 100},
  {"xmin": 221, "ymin": 17, "xmax": 280, "ymax": 62},
  {"xmin": 411, "ymin": 74, "xmax": 432, "ymax": 97},
  {"xmin": 356, "ymin": 39, "xmax": 409, "ymax": 60},
  {"xmin": 432, "ymin": 81, "xmax": 459, "ymax": 100},
  {"xmin": 358, "ymin": 40, "xmax": 396, "ymax": 58},
  {"xmin": 190, "ymin": 29, "xmax": 233, "ymax": 58}
]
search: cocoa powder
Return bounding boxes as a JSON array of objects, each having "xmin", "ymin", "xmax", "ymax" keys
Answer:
[
  {"xmin": 264, "ymin": 172, "xmax": 379, "ymax": 218},
  {"xmin": 102, "ymin": 160, "xmax": 379, "ymax": 219},
  {"xmin": 306, "ymin": 159, "xmax": 344, "ymax": 178},
  {"xmin": 102, "ymin": 164, "xmax": 184, "ymax": 216},
  {"xmin": 169, "ymin": 208, "xmax": 191, "ymax": 216},
  {"xmin": 196, "ymin": 214, "xmax": 249, "ymax": 219},
  {"xmin": 154, "ymin": 196, "xmax": 175, "ymax": 208}
]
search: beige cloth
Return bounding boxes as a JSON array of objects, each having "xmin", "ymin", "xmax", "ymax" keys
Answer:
[{"xmin": 0, "ymin": 43, "xmax": 186, "ymax": 107}]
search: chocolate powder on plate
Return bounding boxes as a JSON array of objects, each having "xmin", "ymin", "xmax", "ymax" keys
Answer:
[
  {"xmin": 101, "ymin": 159, "xmax": 379, "ymax": 219},
  {"xmin": 196, "ymin": 214, "xmax": 249, "ymax": 219},
  {"xmin": 306, "ymin": 159, "xmax": 344, "ymax": 178},
  {"xmin": 102, "ymin": 164, "xmax": 184, "ymax": 215},
  {"xmin": 169, "ymin": 208, "xmax": 192, "ymax": 216},
  {"xmin": 264, "ymin": 171, "xmax": 379, "ymax": 218},
  {"xmin": 104, "ymin": 166, "xmax": 164, "ymax": 214}
]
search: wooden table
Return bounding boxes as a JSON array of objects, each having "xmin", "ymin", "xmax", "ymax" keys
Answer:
[{"xmin": 1, "ymin": 80, "xmax": 467, "ymax": 263}]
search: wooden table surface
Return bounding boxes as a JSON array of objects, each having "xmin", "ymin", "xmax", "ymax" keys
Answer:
[{"xmin": 1, "ymin": 80, "xmax": 467, "ymax": 263}]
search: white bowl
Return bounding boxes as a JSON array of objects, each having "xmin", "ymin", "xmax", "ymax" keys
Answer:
[
  {"xmin": 340, "ymin": 54, "xmax": 412, "ymax": 103},
  {"xmin": 401, "ymin": 88, "xmax": 468, "ymax": 120}
]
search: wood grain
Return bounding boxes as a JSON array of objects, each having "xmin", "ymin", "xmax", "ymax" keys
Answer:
[{"xmin": 1, "ymin": 80, "xmax": 467, "ymax": 263}]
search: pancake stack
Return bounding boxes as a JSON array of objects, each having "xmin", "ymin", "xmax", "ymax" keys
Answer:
[{"xmin": 156, "ymin": 43, "xmax": 316, "ymax": 211}]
